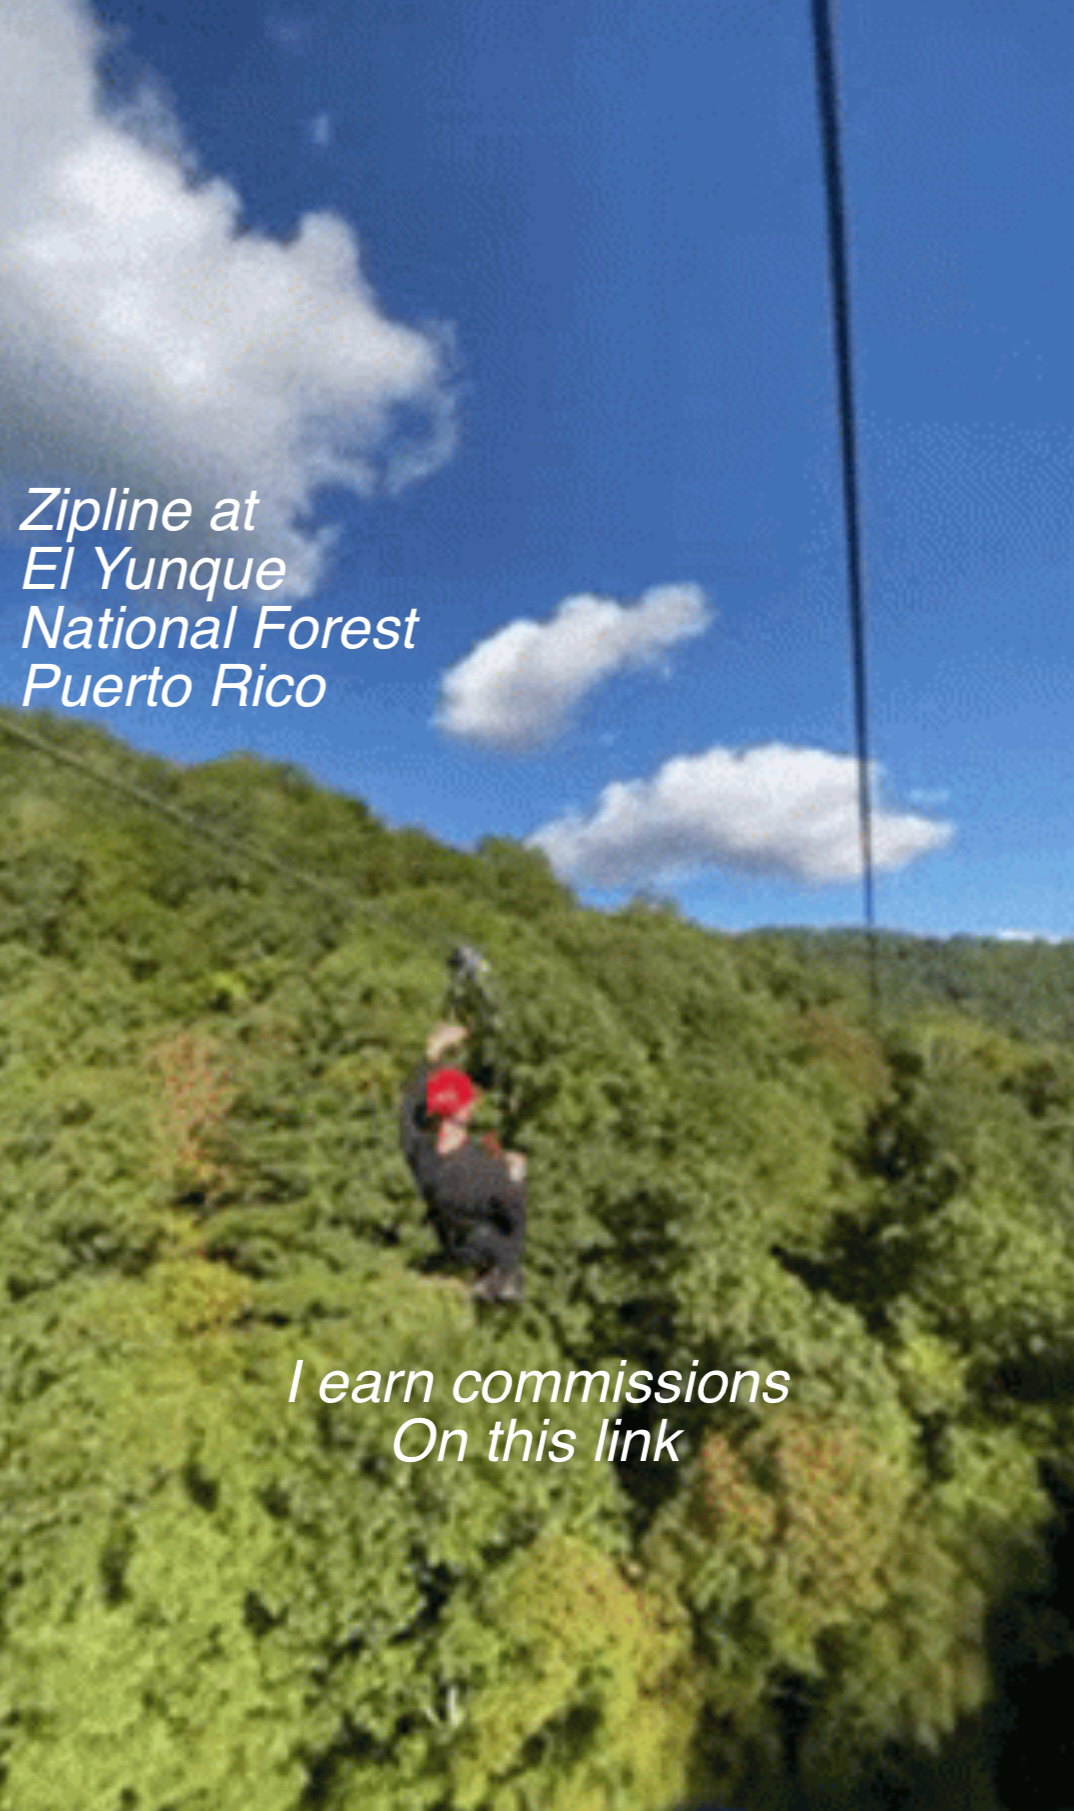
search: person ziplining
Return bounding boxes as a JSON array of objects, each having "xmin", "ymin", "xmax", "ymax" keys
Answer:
[{"xmin": 400, "ymin": 1020, "xmax": 526, "ymax": 1304}]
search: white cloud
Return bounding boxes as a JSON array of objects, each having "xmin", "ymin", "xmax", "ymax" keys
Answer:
[
  {"xmin": 266, "ymin": 16, "xmax": 309, "ymax": 53},
  {"xmin": 436, "ymin": 583, "xmax": 712, "ymax": 751},
  {"xmin": 309, "ymin": 112, "xmax": 334, "ymax": 151},
  {"xmin": 996, "ymin": 930, "xmax": 1067, "ymax": 945},
  {"xmin": 0, "ymin": 0, "xmax": 453, "ymax": 596},
  {"xmin": 528, "ymin": 744, "xmax": 953, "ymax": 887}
]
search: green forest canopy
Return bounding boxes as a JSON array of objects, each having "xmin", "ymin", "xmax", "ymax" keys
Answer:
[{"xmin": 1, "ymin": 709, "xmax": 1073, "ymax": 1811}]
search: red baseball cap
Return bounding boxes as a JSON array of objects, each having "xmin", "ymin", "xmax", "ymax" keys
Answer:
[{"xmin": 426, "ymin": 1067, "xmax": 478, "ymax": 1119}]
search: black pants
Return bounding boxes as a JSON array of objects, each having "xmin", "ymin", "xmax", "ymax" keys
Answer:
[{"xmin": 432, "ymin": 1209, "xmax": 524, "ymax": 1279}]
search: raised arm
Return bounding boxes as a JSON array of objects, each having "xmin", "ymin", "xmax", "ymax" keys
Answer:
[{"xmin": 425, "ymin": 1022, "xmax": 468, "ymax": 1063}]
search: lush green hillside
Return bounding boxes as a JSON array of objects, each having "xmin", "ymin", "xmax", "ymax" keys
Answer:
[
  {"xmin": 769, "ymin": 926, "xmax": 1074, "ymax": 1044},
  {"xmin": 2, "ymin": 710, "xmax": 1073, "ymax": 1811}
]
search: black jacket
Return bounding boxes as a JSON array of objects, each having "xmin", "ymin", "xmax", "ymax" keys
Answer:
[{"xmin": 400, "ymin": 1065, "xmax": 526, "ymax": 1274}]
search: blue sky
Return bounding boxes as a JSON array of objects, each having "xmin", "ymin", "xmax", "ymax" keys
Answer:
[{"xmin": 0, "ymin": 0, "xmax": 1070, "ymax": 935}]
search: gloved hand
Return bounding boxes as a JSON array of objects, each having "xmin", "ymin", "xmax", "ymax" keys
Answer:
[{"xmin": 426, "ymin": 1022, "xmax": 468, "ymax": 1063}]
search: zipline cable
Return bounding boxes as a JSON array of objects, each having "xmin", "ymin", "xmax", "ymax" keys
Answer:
[
  {"xmin": 0, "ymin": 712, "xmax": 457, "ymax": 957},
  {"xmin": 810, "ymin": 0, "xmax": 881, "ymax": 1021},
  {"xmin": 3, "ymin": 710, "xmax": 524, "ymax": 1101},
  {"xmin": 3, "ymin": 710, "xmax": 521, "ymax": 1114},
  {"xmin": 2, "ymin": 713, "xmax": 342, "ymax": 899}
]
